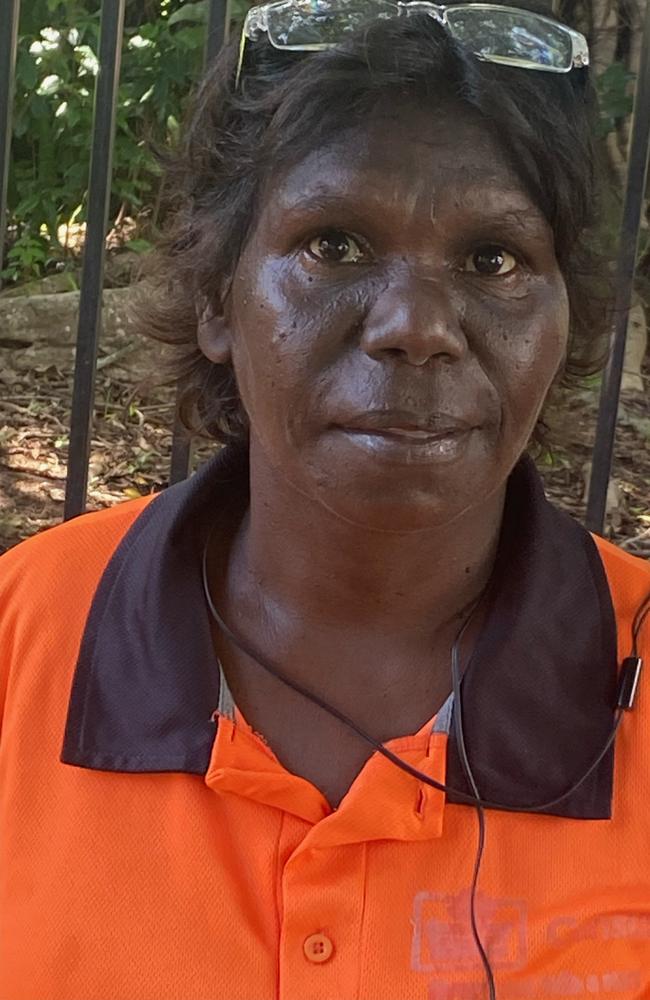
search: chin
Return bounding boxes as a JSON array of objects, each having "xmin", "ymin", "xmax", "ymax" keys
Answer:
[
  {"xmin": 307, "ymin": 462, "xmax": 495, "ymax": 534},
  {"xmin": 297, "ymin": 427, "xmax": 501, "ymax": 528}
]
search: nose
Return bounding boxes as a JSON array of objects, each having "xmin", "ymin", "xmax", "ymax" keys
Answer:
[{"xmin": 360, "ymin": 273, "xmax": 467, "ymax": 367}]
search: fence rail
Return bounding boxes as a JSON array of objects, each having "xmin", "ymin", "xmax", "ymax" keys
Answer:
[
  {"xmin": 0, "ymin": 0, "xmax": 648, "ymax": 534},
  {"xmin": 64, "ymin": 0, "xmax": 126, "ymax": 520},
  {"xmin": 0, "ymin": 0, "xmax": 20, "ymax": 278}
]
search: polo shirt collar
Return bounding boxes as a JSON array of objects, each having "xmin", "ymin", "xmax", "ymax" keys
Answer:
[
  {"xmin": 204, "ymin": 712, "xmax": 449, "ymax": 843},
  {"xmin": 61, "ymin": 444, "xmax": 618, "ymax": 819}
]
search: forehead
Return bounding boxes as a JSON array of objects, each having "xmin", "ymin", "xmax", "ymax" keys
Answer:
[{"xmin": 263, "ymin": 102, "xmax": 542, "ymax": 224}]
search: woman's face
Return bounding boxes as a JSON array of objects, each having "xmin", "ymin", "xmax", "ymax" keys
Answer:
[{"xmin": 203, "ymin": 100, "xmax": 569, "ymax": 531}]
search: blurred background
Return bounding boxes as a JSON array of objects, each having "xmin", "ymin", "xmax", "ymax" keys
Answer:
[{"xmin": 0, "ymin": 0, "xmax": 648, "ymax": 553}]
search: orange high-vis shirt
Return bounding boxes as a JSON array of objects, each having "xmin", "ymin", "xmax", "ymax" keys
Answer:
[{"xmin": 1, "ymin": 445, "xmax": 650, "ymax": 1000}]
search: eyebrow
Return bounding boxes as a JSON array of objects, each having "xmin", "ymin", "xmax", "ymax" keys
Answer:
[{"xmin": 276, "ymin": 186, "xmax": 551, "ymax": 235}]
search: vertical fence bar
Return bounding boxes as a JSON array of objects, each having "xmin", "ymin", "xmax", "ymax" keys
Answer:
[
  {"xmin": 169, "ymin": 407, "xmax": 194, "ymax": 486},
  {"xmin": 585, "ymin": 0, "xmax": 650, "ymax": 534},
  {"xmin": 169, "ymin": 0, "xmax": 230, "ymax": 486},
  {"xmin": 0, "ymin": 0, "xmax": 20, "ymax": 283},
  {"xmin": 206, "ymin": 0, "xmax": 230, "ymax": 64},
  {"xmin": 64, "ymin": 0, "xmax": 126, "ymax": 519}
]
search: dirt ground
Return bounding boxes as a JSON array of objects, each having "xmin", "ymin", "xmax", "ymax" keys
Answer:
[{"xmin": 0, "ymin": 359, "xmax": 648, "ymax": 557}]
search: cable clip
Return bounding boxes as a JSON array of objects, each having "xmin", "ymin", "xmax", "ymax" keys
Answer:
[{"xmin": 617, "ymin": 657, "xmax": 643, "ymax": 710}]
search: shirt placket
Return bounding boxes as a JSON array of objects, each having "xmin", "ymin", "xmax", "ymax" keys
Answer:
[
  {"xmin": 278, "ymin": 838, "xmax": 367, "ymax": 1000},
  {"xmin": 276, "ymin": 732, "xmax": 448, "ymax": 1000},
  {"xmin": 206, "ymin": 698, "xmax": 449, "ymax": 1000}
]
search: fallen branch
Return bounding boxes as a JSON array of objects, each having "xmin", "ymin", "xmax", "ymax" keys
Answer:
[
  {"xmin": 96, "ymin": 343, "xmax": 141, "ymax": 371},
  {"xmin": 0, "ymin": 462, "xmax": 66, "ymax": 482},
  {"xmin": 620, "ymin": 526, "xmax": 650, "ymax": 556}
]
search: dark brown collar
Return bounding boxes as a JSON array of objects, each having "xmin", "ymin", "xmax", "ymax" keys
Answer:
[{"xmin": 61, "ymin": 445, "xmax": 618, "ymax": 819}]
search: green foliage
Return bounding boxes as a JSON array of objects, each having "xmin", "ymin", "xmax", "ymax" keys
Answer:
[
  {"xmin": 595, "ymin": 61, "xmax": 635, "ymax": 138},
  {"xmin": 6, "ymin": 0, "xmax": 255, "ymax": 283},
  {"xmin": 0, "ymin": 233, "xmax": 49, "ymax": 282}
]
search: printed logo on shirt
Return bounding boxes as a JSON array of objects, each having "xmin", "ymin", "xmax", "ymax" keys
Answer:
[
  {"xmin": 411, "ymin": 891, "xmax": 646, "ymax": 998},
  {"xmin": 411, "ymin": 889, "xmax": 527, "ymax": 972},
  {"xmin": 547, "ymin": 913, "xmax": 650, "ymax": 945},
  {"xmin": 423, "ymin": 970, "xmax": 641, "ymax": 999}
]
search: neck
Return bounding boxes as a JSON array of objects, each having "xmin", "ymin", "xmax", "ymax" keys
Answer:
[{"xmin": 223, "ymin": 440, "xmax": 507, "ymax": 639}]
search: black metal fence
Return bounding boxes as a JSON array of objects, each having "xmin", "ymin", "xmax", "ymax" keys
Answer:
[{"xmin": 1, "ymin": 0, "xmax": 648, "ymax": 534}]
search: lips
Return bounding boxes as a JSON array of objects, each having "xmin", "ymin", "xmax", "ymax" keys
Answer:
[
  {"xmin": 332, "ymin": 410, "xmax": 477, "ymax": 465},
  {"xmin": 340, "ymin": 410, "xmax": 475, "ymax": 438},
  {"xmin": 381, "ymin": 428, "xmax": 447, "ymax": 440}
]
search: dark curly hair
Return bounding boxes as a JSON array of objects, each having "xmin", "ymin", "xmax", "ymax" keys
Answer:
[{"xmin": 135, "ymin": 11, "xmax": 610, "ymax": 446}]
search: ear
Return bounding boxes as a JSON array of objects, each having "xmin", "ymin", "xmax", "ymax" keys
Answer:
[{"xmin": 196, "ymin": 295, "xmax": 233, "ymax": 365}]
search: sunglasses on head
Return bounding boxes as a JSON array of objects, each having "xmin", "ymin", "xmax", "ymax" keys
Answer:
[{"xmin": 236, "ymin": 0, "xmax": 589, "ymax": 87}]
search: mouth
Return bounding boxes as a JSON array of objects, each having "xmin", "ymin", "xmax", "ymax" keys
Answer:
[
  {"xmin": 351, "ymin": 426, "xmax": 464, "ymax": 441},
  {"xmin": 334, "ymin": 411, "xmax": 477, "ymax": 464},
  {"xmin": 341, "ymin": 410, "xmax": 475, "ymax": 437}
]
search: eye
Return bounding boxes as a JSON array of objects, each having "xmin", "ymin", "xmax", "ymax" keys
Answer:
[
  {"xmin": 464, "ymin": 246, "xmax": 518, "ymax": 276},
  {"xmin": 307, "ymin": 230, "xmax": 366, "ymax": 264}
]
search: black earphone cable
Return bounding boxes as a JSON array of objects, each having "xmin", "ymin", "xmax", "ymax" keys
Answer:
[
  {"xmin": 202, "ymin": 535, "xmax": 647, "ymax": 997},
  {"xmin": 450, "ymin": 613, "xmax": 495, "ymax": 999},
  {"xmin": 632, "ymin": 593, "xmax": 650, "ymax": 655},
  {"xmin": 202, "ymin": 539, "xmax": 629, "ymax": 813}
]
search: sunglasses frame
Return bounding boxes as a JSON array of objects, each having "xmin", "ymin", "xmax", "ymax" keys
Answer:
[{"xmin": 236, "ymin": 1, "xmax": 589, "ymax": 86}]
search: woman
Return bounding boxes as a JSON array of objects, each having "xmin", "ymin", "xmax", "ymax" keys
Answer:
[{"xmin": 1, "ymin": 4, "xmax": 649, "ymax": 998}]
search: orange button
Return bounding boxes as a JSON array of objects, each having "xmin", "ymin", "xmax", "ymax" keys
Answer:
[{"xmin": 303, "ymin": 933, "xmax": 334, "ymax": 964}]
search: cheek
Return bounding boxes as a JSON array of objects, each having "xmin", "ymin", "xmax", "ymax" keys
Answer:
[
  {"xmin": 230, "ymin": 260, "xmax": 370, "ymax": 424},
  {"xmin": 516, "ymin": 290, "xmax": 569, "ymax": 391},
  {"xmin": 468, "ymin": 283, "xmax": 569, "ymax": 406}
]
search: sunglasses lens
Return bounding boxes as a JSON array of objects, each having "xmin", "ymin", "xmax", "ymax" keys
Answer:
[
  {"xmin": 266, "ymin": 0, "xmax": 398, "ymax": 47},
  {"xmin": 445, "ymin": 7, "xmax": 573, "ymax": 70}
]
